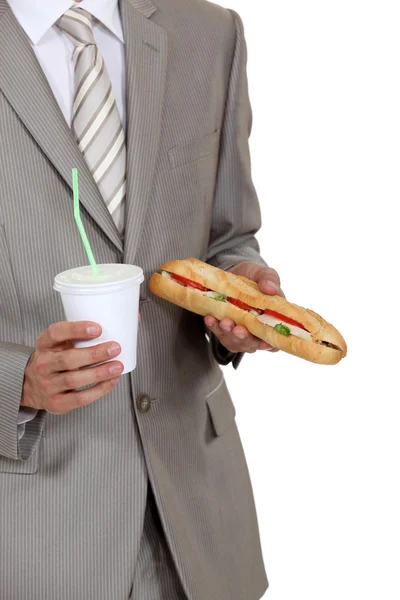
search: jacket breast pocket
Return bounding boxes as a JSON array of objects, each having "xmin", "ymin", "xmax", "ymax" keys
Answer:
[
  {"xmin": 206, "ymin": 376, "xmax": 236, "ymax": 437},
  {"xmin": 168, "ymin": 130, "xmax": 221, "ymax": 169},
  {"xmin": 0, "ymin": 225, "xmax": 24, "ymax": 343},
  {"xmin": 167, "ymin": 131, "xmax": 221, "ymax": 238}
]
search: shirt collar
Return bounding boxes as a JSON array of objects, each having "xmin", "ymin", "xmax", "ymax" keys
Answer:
[{"xmin": 8, "ymin": 0, "xmax": 124, "ymax": 45}]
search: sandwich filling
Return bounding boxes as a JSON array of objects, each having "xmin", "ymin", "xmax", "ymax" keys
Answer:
[{"xmin": 161, "ymin": 271, "xmax": 313, "ymax": 341}]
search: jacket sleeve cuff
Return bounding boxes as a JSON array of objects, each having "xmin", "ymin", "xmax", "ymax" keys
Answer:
[
  {"xmin": 210, "ymin": 332, "xmax": 244, "ymax": 370},
  {"xmin": 0, "ymin": 343, "xmax": 45, "ymax": 461},
  {"xmin": 206, "ymin": 248, "xmax": 268, "ymax": 273}
]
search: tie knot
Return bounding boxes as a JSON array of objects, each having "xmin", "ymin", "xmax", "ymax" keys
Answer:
[{"xmin": 57, "ymin": 8, "xmax": 95, "ymax": 47}]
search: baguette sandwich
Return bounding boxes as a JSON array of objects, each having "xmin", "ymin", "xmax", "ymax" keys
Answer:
[{"xmin": 149, "ymin": 258, "xmax": 347, "ymax": 365}]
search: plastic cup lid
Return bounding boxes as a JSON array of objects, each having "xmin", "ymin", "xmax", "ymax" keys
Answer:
[{"xmin": 53, "ymin": 264, "xmax": 144, "ymax": 295}]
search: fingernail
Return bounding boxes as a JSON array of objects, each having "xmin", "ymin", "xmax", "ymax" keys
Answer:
[
  {"xmin": 111, "ymin": 377, "xmax": 120, "ymax": 385},
  {"xmin": 221, "ymin": 326, "xmax": 232, "ymax": 332},
  {"xmin": 266, "ymin": 281, "xmax": 278, "ymax": 293},
  {"xmin": 207, "ymin": 322, "xmax": 214, "ymax": 328},
  {"xmin": 87, "ymin": 325, "xmax": 101, "ymax": 336},
  {"xmin": 109, "ymin": 364, "xmax": 123, "ymax": 374},
  {"xmin": 235, "ymin": 333, "xmax": 246, "ymax": 340},
  {"xmin": 107, "ymin": 343, "xmax": 121, "ymax": 357}
]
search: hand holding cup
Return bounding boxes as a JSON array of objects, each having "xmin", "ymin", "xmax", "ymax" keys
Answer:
[{"xmin": 21, "ymin": 321, "xmax": 124, "ymax": 414}]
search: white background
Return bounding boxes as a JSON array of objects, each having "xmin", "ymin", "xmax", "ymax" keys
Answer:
[{"xmin": 216, "ymin": 1, "xmax": 400, "ymax": 599}]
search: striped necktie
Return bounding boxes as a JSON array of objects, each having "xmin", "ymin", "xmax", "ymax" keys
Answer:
[{"xmin": 57, "ymin": 7, "xmax": 126, "ymax": 234}]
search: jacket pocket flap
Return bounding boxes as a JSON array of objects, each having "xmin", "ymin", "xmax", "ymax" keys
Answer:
[
  {"xmin": 168, "ymin": 130, "xmax": 220, "ymax": 169},
  {"xmin": 206, "ymin": 377, "xmax": 236, "ymax": 436}
]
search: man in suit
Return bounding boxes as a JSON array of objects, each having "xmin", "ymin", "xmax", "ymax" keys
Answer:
[{"xmin": 0, "ymin": 0, "xmax": 283, "ymax": 598}]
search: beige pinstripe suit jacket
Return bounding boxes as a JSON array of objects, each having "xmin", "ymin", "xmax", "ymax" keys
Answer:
[{"xmin": 0, "ymin": 0, "xmax": 269, "ymax": 598}]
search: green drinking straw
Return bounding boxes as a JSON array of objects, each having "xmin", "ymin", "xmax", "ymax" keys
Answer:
[{"xmin": 72, "ymin": 168, "xmax": 99, "ymax": 276}]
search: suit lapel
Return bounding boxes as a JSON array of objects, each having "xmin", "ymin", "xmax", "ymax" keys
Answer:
[
  {"xmin": 0, "ymin": 2, "xmax": 123, "ymax": 253},
  {"xmin": 120, "ymin": 0, "xmax": 168, "ymax": 264}
]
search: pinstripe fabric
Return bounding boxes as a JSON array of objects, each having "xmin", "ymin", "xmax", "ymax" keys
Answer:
[
  {"xmin": 130, "ymin": 482, "xmax": 187, "ymax": 599},
  {"xmin": 0, "ymin": 0, "xmax": 269, "ymax": 598}
]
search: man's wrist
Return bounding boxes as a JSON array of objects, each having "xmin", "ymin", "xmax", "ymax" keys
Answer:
[{"xmin": 20, "ymin": 352, "xmax": 34, "ymax": 409}]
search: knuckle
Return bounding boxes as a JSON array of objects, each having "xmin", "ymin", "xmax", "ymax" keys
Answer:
[
  {"xmin": 218, "ymin": 327, "xmax": 232, "ymax": 337},
  {"xmin": 47, "ymin": 395, "xmax": 64, "ymax": 414},
  {"xmin": 41, "ymin": 377, "xmax": 52, "ymax": 395},
  {"xmin": 103, "ymin": 379, "xmax": 115, "ymax": 394},
  {"xmin": 90, "ymin": 367, "xmax": 103, "ymax": 384},
  {"xmin": 72, "ymin": 322, "xmax": 85, "ymax": 338},
  {"xmin": 62, "ymin": 372, "xmax": 76, "ymax": 390},
  {"xmin": 56, "ymin": 351, "xmax": 69, "ymax": 371},
  {"xmin": 35, "ymin": 353, "xmax": 47, "ymax": 374},
  {"xmin": 98, "ymin": 366, "xmax": 111, "ymax": 382},
  {"xmin": 75, "ymin": 391, "xmax": 90, "ymax": 407},
  {"xmin": 89, "ymin": 345, "xmax": 101, "ymax": 364},
  {"xmin": 75, "ymin": 392, "xmax": 85, "ymax": 406},
  {"xmin": 46, "ymin": 324, "xmax": 58, "ymax": 343}
]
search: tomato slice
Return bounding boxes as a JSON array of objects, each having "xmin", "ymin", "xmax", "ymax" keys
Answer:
[
  {"xmin": 228, "ymin": 298, "xmax": 307, "ymax": 331},
  {"xmin": 264, "ymin": 309, "xmax": 307, "ymax": 331},
  {"xmin": 170, "ymin": 273, "xmax": 209, "ymax": 292},
  {"xmin": 169, "ymin": 275, "xmax": 308, "ymax": 332},
  {"xmin": 227, "ymin": 297, "xmax": 263, "ymax": 314}
]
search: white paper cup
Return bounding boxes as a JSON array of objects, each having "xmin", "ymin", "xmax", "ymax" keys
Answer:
[{"xmin": 53, "ymin": 264, "xmax": 144, "ymax": 374}]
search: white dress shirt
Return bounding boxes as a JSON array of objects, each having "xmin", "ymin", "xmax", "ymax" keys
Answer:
[
  {"xmin": 8, "ymin": 0, "xmax": 125, "ymax": 126},
  {"xmin": 7, "ymin": 0, "xmax": 126, "ymax": 437}
]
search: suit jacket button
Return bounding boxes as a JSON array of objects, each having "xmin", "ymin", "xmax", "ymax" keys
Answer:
[{"xmin": 137, "ymin": 394, "xmax": 152, "ymax": 413}]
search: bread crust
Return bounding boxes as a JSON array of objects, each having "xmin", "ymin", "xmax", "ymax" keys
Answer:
[
  {"xmin": 149, "ymin": 271, "xmax": 346, "ymax": 365},
  {"xmin": 158, "ymin": 258, "xmax": 347, "ymax": 356}
]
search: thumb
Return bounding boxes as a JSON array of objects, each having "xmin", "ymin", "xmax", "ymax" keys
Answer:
[{"xmin": 256, "ymin": 270, "xmax": 279, "ymax": 296}]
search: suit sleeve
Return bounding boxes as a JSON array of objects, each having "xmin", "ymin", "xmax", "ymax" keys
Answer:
[
  {"xmin": 205, "ymin": 10, "xmax": 268, "ymax": 369},
  {"xmin": 0, "ymin": 342, "xmax": 45, "ymax": 460}
]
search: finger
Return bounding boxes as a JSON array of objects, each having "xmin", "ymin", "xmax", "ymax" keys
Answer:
[
  {"xmin": 48, "ymin": 377, "xmax": 120, "ymax": 415},
  {"xmin": 230, "ymin": 326, "xmax": 278, "ymax": 353},
  {"xmin": 231, "ymin": 325, "xmax": 251, "ymax": 340},
  {"xmin": 206, "ymin": 320, "xmax": 232, "ymax": 341},
  {"xmin": 37, "ymin": 321, "xmax": 102, "ymax": 351},
  {"xmin": 38, "ymin": 342, "xmax": 122, "ymax": 375},
  {"xmin": 48, "ymin": 360, "xmax": 124, "ymax": 395},
  {"xmin": 212, "ymin": 323, "xmax": 261, "ymax": 353},
  {"xmin": 206, "ymin": 316, "xmax": 280, "ymax": 352},
  {"xmin": 205, "ymin": 317, "xmax": 236, "ymax": 334},
  {"xmin": 230, "ymin": 326, "xmax": 265, "ymax": 352},
  {"xmin": 204, "ymin": 315, "xmax": 218, "ymax": 328},
  {"xmin": 208, "ymin": 319, "xmax": 267, "ymax": 352},
  {"xmin": 218, "ymin": 318, "xmax": 236, "ymax": 332},
  {"xmin": 257, "ymin": 268, "xmax": 281, "ymax": 296},
  {"xmin": 259, "ymin": 340, "xmax": 279, "ymax": 351},
  {"xmin": 267, "ymin": 268, "xmax": 281, "ymax": 285},
  {"xmin": 258, "ymin": 279, "xmax": 279, "ymax": 295}
]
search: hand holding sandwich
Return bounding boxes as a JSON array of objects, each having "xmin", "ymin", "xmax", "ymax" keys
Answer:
[
  {"xmin": 204, "ymin": 262, "xmax": 285, "ymax": 354},
  {"xmin": 149, "ymin": 258, "xmax": 347, "ymax": 365}
]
